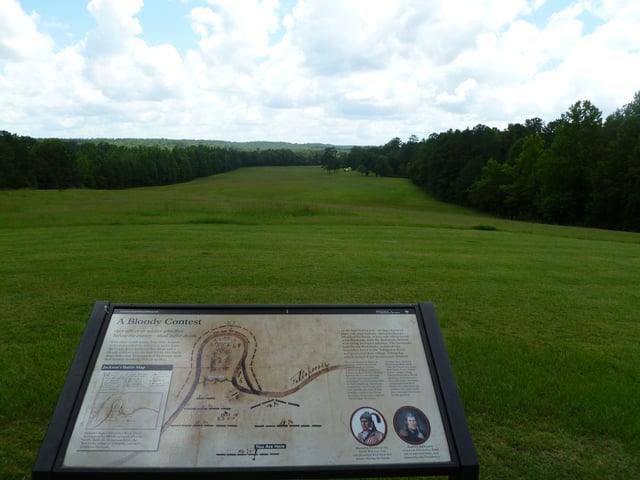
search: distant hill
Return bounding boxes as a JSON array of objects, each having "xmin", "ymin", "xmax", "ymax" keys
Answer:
[{"xmin": 74, "ymin": 137, "xmax": 354, "ymax": 152}]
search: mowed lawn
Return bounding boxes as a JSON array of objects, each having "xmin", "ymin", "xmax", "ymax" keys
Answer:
[{"xmin": 1, "ymin": 166, "xmax": 638, "ymax": 479}]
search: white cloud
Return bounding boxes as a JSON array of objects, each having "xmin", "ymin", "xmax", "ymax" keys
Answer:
[
  {"xmin": 1, "ymin": 0, "xmax": 640, "ymax": 143},
  {"xmin": 83, "ymin": 0, "xmax": 144, "ymax": 55},
  {"xmin": 189, "ymin": 0, "xmax": 280, "ymax": 70},
  {"xmin": 284, "ymin": 1, "xmax": 401, "ymax": 75},
  {"xmin": 79, "ymin": 0, "xmax": 187, "ymax": 101},
  {"xmin": 0, "ymin": 0, "xmax": 54, "ymax": 61},
  {"xmin": 437, "ymin": 79, "xmax": 479, "ymax": 105}
]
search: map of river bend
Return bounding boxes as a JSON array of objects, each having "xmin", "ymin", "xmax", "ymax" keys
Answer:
[{"xmin": 63, "ymin": 310, "xmax": 451, "ymax": 468}]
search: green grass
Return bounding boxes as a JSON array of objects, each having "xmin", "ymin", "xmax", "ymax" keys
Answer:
[{"xmin": 1, "ymin": 166, "xmax": 639, "ymax": 479}]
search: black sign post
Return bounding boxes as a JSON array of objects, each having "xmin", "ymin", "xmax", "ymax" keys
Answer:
[{"xmin": 33, "ymin": 301, "xmax": 478, "ymax": 479}]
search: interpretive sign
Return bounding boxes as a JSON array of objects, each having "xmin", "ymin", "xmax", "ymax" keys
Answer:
[{"xmin": 33, "ymin": 302, "xmax": 478, "ymax": 479}]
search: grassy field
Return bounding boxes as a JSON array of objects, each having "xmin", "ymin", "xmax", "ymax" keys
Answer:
[{"xmin": 1, "ymin": 166, "xmax": 638, "ymax": 479}]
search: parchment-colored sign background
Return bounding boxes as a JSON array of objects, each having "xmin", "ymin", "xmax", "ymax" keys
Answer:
[{"xmin": 64, "ymin": 311, "xmax": 451, "ymax": 468}]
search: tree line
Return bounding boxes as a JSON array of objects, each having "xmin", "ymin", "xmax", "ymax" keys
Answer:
[
  {"xmin": 331, "ymin": 92, "xmax": 640, "ymax": 232},
  {"xmin": 0, "ymin": 135, "xmax": 316, "ymax": 190},
  {"xmin": 3, "ymin": 92, "xmax": 639, "ymax": 231}
]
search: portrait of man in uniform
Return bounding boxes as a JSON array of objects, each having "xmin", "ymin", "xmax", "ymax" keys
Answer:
[{"xmin": 394, "ymin": 407, "xmax": 430, "ymax": 445}]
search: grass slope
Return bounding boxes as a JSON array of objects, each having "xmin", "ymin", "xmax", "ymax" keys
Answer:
[{"xmin": 1, "ymin": 166, "xmax": 638, "ymax": 479}]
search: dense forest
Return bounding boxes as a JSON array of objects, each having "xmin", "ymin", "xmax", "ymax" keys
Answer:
[
  {"xmin": 335, "ymin": 92, "xmax": 640, "ymax": 232},
  {"xmin": 0, "ymin": 136, "xmax": 317, "ymax": 190},
  {"xmin": 2, "ymin": 92, "xmax": 639, "ymax": 231}
]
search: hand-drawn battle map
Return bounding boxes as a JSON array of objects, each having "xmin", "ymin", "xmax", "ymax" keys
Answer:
[{"xmin": 63, "ymin": 309, "xmax": 451, "ymax": 468}]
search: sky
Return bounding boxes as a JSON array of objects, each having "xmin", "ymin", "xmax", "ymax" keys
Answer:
[{"xmin": 1, "ymin": 0, "xmax": 639, "ymax": 145}]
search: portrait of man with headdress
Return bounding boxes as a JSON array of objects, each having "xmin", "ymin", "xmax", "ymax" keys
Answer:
[{"xmin": 355, "ymin": 409, "xmax": 385, "ymax": 446}]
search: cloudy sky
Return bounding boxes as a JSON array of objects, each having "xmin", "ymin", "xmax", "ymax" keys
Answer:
[{"xmin": 1, "ymin": 0, "xmax": 639, "ymax": 145}]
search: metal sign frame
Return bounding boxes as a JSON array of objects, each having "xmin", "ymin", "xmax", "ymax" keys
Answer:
[{"xmin": 33, "ymin": 301, "xmax": 478, "ymax": 479}]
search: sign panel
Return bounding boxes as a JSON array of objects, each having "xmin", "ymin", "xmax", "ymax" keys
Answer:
[{"xmin": 33, "ymin": 302, "xmax": 478, "ymax": 479}]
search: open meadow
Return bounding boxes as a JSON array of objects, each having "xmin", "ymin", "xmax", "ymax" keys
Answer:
[{"xmin": 1, "ymin": 165, "xmax": 639, "ymax": 479}]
